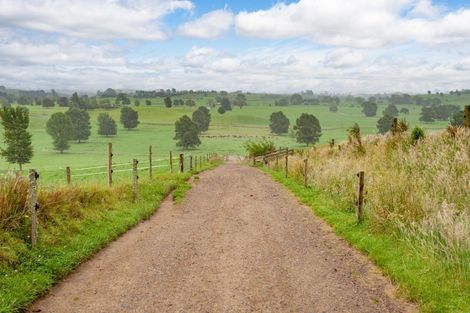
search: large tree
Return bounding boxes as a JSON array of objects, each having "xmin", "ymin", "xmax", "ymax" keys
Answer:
[
  {"xmin": 419, "ymin": 106, "xmax": 435, "ymax": 122},
  {"xmin": 97, "ymin": 113, "xmax": 117, "ymax": 137},
  {"xmin": 46, "ymin": 112, "xmax": 73, "ymax": 153},
  {"xmin": 377, "ymin": 114, "xmax": 394, "ymax": 134},
  {"xmin": 42, "ymin": 97, "xmax": 55, "ymax": 108},
  {"xmin": 269, "ymin": 111, "xmax": 290, "ymax": 135},
  {"xmin": 450, "ymin": 110, "xmax": 464, "ymax": 126},
  {"xmin": 361, "ymin": 101, "xmax": 377, "ymax": 117},
  {"xmin": 219, "ymin": 97, "xmax": 232, "ymax": 111},
  {"xmin": 290, "ymin": 94, "xmax": 303, "ymax": 105},
  {"xmin": 174, "ymin": 115, "xmax": 201, "ymax": 149},
  {"xmin": 0, "ymin": 107, "xmax": 33, "ymax": 170},
  {"xmin": 233, "ymin": 93, "xmax": 247, "ymax": 108},
  {"xmin": 293, "ymin": 113, "xmax": 322, "ymax": 145},
  {"xmin": 120, "ymin": 107, "xmax": 139, "ymax": 130},
  {"xmin": 383, "ymin": 104, "xmax": 399, "ymax": 117},
  {"xmin": 66, "ymin": 107, "xmax": 91, "ymax": 143},
  {"xmin": 192, "ymin": 106, "xmax": 211, "ymax": 132}
]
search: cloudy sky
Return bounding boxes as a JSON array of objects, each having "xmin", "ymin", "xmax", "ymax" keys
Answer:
[{"xmin": 1, "ymin": 0, "xmax": 470, "ymax": 93}]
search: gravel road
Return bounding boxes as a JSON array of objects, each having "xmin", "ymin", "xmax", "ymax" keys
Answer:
[{"xmin": 29, "ymin": 162, "xmax": 415, "ymax": 313}]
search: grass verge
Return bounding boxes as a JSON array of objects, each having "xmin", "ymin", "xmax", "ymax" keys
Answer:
[
  {"xmin": 0, "ymin": 161, "xmax": 219, "ymax": 313},
  {"xmin": 265, "ymin": 167, "xmax": 470, "ymax": 313}
]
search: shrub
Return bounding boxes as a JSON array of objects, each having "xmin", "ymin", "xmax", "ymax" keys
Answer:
[
  {"xmin": 244, "ymin": 139, "xmax": 276, "ymax": 157},
  {"xmin": 411, "ymin": 127, "xmax": 425, "ymax": 144}
]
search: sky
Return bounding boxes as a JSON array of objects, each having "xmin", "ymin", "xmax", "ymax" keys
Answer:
[{"xmin": 1, "ymin": 0, "xmax": 470, "ymax": 94}]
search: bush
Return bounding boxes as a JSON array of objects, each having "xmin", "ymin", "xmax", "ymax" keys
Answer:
[
  {"xmin": 411, "ymin": 127, "xmax": 425, "ymax": 144},
  {"xmin": 244, "ymin": 140, "xmax": 276, "ymax": 157}
]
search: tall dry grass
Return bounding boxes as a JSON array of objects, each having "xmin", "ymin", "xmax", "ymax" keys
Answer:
[{"xmin": 284, "ymin": 128, "xmax": 470, "ymax": 274}]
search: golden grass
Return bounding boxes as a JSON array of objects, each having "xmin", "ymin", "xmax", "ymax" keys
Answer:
[{"xmin": 283, "ymin": 128, "xmax": 470, "ymax": 274}]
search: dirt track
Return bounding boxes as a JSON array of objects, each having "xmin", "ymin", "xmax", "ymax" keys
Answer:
[{"xmin": 29, "ymin": 162, "xmax": 415, "ymax": 313}]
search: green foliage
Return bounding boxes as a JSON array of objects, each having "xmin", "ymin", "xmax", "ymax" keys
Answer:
[
  {"xmin": 97, "ymin": 113, "xmax": 117, "ymax": 137},
  {"xmin": 41, "ymin": 98, "xmax": 55, "ymax": 108},
  {"xmin": 400, "ymin": 107, "xmax": 409, "ymax": 115},
  {"xmin": 57, "ymin": 97, "xmax": 69, "ymax": 107},
  {"xmin": 217, "ymin": 106, "xmax": 226, "ymax": 114},
  {"xmin": 383, "ymin": 104, "xmax": 399, "ymax": 117},
  {"xmin": 0, "ymin": 107, "xmax": 33, "ymax": 170},
  {"xmin": 293, "ymin": 113, "xmax": 322, "ymax": 146},
  {"xmin": 233, "ymin": 93, "xmax": 247, "ymax": 108},
  {"xmin": 361, "ymin": 101, "xmax": 377, "ymax": 117},
  {"xmin": 269, "ymin": 111, "xmax": 290, "ymax": 134},
  {"xmin": 70, "ymin": 92, "xmax": 85, "ymax": 109},
  {"xmin": 46, "ymin": 112, "xmax": 73, "ymax": 153},
  {"xmin": 192, "ymin": 106, "xmax": 211, "ymax": 132},
  {"xmin": 450, "ymin": 110, "xmax": 464, "ymax": 126},
  {"xmin": 185, "ymin": 99, "xmax": 196, "ymax": 107},
  {"xmin": 419, "ymin": 106, "xmax": 435, "ymax": 122},
  {"xmin": 244, "ymin": 139, "xmax": 276, "ymax": 157},
  {"xmin": 174, "ymin": 115, "xmax": 201, "ymax": 149},
  {"xmin": 66, "ymin": 108, "xmax": 91, "ymax": 143},
  {"xmin": 410, "ymin": 127, "xmax": 425, "ymax": 144},
  {"xmin": 145, "ymin": 99, "xmax": 151, "ymax": 106},
  {"xmin": 377, "ymin": 114, "xmax": 394, "ymax": 134},
  {"xmin": 329, "ymin": 104, "xmax": 338, "ymax": 112},
  {"xmin": 219, "ymin": 96, "xmax": 232, "ymax": 111},
  {"xmin": 164, "ymin": 96, "xmax": 172, "ymax": 108},
  {"xmin": 290, "ymin": 94, "xmax": 303, "ymax": 105},
  {"xmin": 120, "ymin": 107, "xmax": 139, "ymax": 130}
]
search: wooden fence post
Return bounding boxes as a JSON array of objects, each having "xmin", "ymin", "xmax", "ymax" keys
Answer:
[
  {"xmin": 108, "ymin": 143, "xmax": 113, "ymax": 187},
  {"xmin": 28, "ymin": 169, "xmax": 39, "ymax": 247},
  {"xmin": 148, "ymin": 145, "xmax": 153, "ymax": 178},
  {"xmin": 285, "ymin": 149, "xmax": 289, "ymax": 178},
  {"xmin": 356, "ymin": 171, "xmax": 365, "ymax": 223},
  {"xmin": 465, "ymin": 105, "xmax": 470, "ymax": 128},
  {"xmin": 179, "ymin": 154, "xmax": 184, "ymax": 173},
  {"xmin": 133, "ymin": 159, "xmax": 139, "ymax": 202},
  {"xmin": 65, "ymin": 166, "xmax": 71, "ymax": 185},
  {"xmin": 303, "ymin": 159, "xmax": 308, "ymax": 187},
  {"xmin": 189, "ymin": 155, "xmax": 193, "ymax": 172},
  {"xmin": 169, "ymin": 151, "xmax": 173, "ymax": 173}
]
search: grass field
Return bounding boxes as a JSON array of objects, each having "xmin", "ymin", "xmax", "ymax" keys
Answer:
[{"xmin": 0, "ymin": 93, "xmax": 463, "ymax": 183}]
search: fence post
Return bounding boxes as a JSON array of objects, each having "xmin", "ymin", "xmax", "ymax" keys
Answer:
[
  {"xmin": 66, "ymin": 166, "xmax": 71, "ymax": 185},
  {"xmin": 465, "ymin": 105, "xmax": 470, "ymax": 128},
  {"xmin": 285, "ymin": 149, "xmax": 289, "ymax": 178},
  {"xmin": 170, "ymin": 151, "xmax": 173, "ymax": 173},
  {"xmin": 108, "ymin": 143, "xmax": 113, "ymax": 187},
  {"xmin": 189, "ymin": 155, "xmax": 193, "ymax": 172},
  {"xmin": 356, "ymin": 171, "xmax": 365, "ymax": 223},
  {"xmin": 303, "ymin": 159, "xmax": 308, "ymax": 187},
  {"xmin": 148, "ymin": 145, "xmax": 153, "ymax": 178},
  {"xmin": 28, "ymin": 169, "xmax": 39, "ymax": 247},
  {"xmin": 179, "ymin": 154, "xmax": 184, "ymax": 173},
  {"xmin": 133, "ymin": 159, "xmax": 139, "ymax": 202}
]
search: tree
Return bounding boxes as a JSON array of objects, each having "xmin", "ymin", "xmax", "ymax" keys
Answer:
[
  {"xmin": 450, "ymin": 110, "xmax": 464, "ymax": 126},
  {"xmin": 219, "ymin": 97, "xmax": 232, "ymax": 111},
  {"xmin": 290, "ymin": 94, "xmax": 303, "ymax": 105},
  {"xmin": 174, "ymin": 115, "xmax": 201, "ymax": 149},
  {"xmin": 66, "ymin": 107, "xmax": 91, "ymax": 143},
  {"xmin": 134, "ymin": 99, "xmax": 140, "ymax": 106},
  {"xmin": 383, "ymin": 104, "xmax": 398, "ymax": 117},
  {"xmin": 164, "ymin": 96, "xmax": 172, "ymax": 108},
  {"xmin": 217, "ymin": 106, "xmax": 226, "ymax": 114},
  {"xmin": 293, "ymin": 113, "xmax": 322, "ymax": 145},
  {"xmin": 361, "ymin": 101, "xmax": 377, "ymax": 117},
  {"xmin": 97, "ymin": 113, "xmax": 117, "ymax": 137},
  {"xmin": 329, "ymin": 104, "xmax": 338, "ymax": 112},
  {"xmin": 70, "ymin": 92, "xmax": 83, "ymax": 109},
  {"xmin": 42, "ymin": 97, "xmax": 55, "ymax": 108},
  {"xmin": 419, "ymin": 106, "xmax": 435, "ymax": 122},
  {"xmin": 275, "ymin": 98, "xmax": 289, "ymax": 106},
  {"xmin": 58, "ymin": 97, "xmax": 69, "ymax": 107},
  {"xmin": 145, "ymin": 99, "xmax": 152, "ymax": 106},
  {"xmin": 46, "ymin": 112, "xmax": 73, "ymax": 153},
  {"xmin": 116, "ymin": 93, "xmax": 130, "ymax": 105},
  {"xmin": 269, "ymin": 111, "xmax": 290, "ymax": 134},
  {"xmin": 0, "ymin": 107, "xmax": 33, "ymax": 170},
  {"xmin": 192, "ymin": 106, "xmax": 211, "ymax": 132},
  {"xmin": 377, "ymin": 114, "xmax": 394, "ymax": 134},
  {"xmin": 234, "ymin": 93, "xmax": 247, "ymax": 108},
  {"xmin": 185, "ymin": 99, "xmax": 196, "ymax": 107},
  {"xmin": 120, "ymin": 107, "xmax": 139, "ymax": 130},
  {"xmin": 400, "ymin": 107, "xmax": 409, "ymax": 115}
]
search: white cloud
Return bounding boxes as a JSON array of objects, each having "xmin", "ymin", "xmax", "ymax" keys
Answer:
[
  {"xmin": 235, "ymin": 0, "xmax": 470, "ymax": 48},
  {"xmin": 0, "ymin": 0, "xmax": 194, "ymax": 40},
  {"xmin": 324, "ymin": 49, "xmax": 365, "ymax": 68},
  {"xmin": 178, "ymin": 9, "xmax": 234, "ymax": 39}
]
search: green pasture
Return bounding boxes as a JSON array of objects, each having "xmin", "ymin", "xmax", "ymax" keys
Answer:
[{"xmin": 0, "ymin": 95, "xmax": 460, "ymax": 183}]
